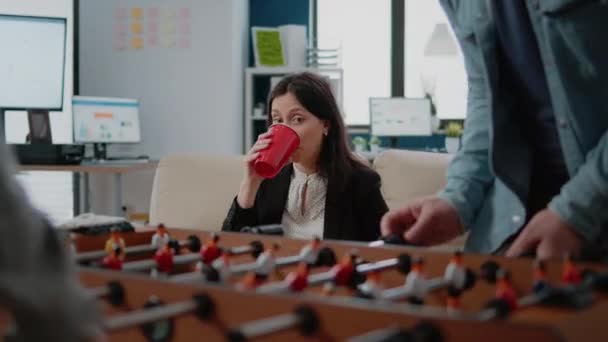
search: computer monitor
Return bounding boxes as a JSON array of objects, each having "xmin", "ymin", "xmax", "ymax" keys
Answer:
[
  {"xmin": 72, "ymin": 96, "xmax": 141, "ymax": 159},
  {"xmin": 370, "ymin": 97, "xmax": 432, "ymax": 137},
  {"xmin": 0, "ymin": 14, "xmax": 67, "ymax": 143}
]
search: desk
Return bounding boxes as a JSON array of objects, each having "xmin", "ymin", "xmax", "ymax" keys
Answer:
[{"xmin": 18, "ymin": 160, "xmax": 158, "ymax": 216}]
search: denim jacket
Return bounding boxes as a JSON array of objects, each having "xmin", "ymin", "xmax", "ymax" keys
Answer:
[{"xmin": 437, "ymin": 0, "xmax": 608, "ymax": 253}]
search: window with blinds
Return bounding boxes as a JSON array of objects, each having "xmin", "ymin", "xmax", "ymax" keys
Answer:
[
  {"xmin": 16, "ymin": 171, "xmax": 73, "ymax": 225},
  {"xmin": 2, "ymin": 0, "xmax": 76, "ymax": 226}
]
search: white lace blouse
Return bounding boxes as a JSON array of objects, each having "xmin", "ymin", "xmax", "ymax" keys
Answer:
[{"xmin": 281, "ymin": 165, "xmax": 328, "ymax": 239}]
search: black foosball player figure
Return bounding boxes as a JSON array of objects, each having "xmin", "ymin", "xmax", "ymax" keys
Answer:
[
  {"xmin": 446, "ymin": 287, "xmax": 461, "ymax": 314},
  {"xmin": 533, "ymin": 260, "xmax": 549, "ymax": 293},
  {"xmin": 151, "ymin": 223, "xmax": 171, "ymax": 251},
  {"xmin": 298, "ymin": 236, "xmax": 322, "ymax": 265},
  {"xmin": 210, "ymin": 250, "xmax": 233, "ymax": 283},
  {"xmin": 254, "ymin": 243, "xmax": 281, "ymax": 281},
  {"xmin": 356, "ymin": 271, "xmax": 383, "ymax": 299},
  {"xmin": 404, "ymin": 257, "xmax": 429, "ymax": 305},
  {"xmin": 496, "ymin": 269, "xmax": 518, "ymax": 310},
  {"xmin": 444, "ymin": 251, "xmax": 466, "ymax": 291}
]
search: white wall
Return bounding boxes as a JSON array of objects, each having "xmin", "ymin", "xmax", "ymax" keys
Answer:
[
  {"xmin": 1, "ymin": 0, "xmax": 73, "ymax": 143},
  {"xmin": 79, "ymin": 0, "xmax": 249, "ymax": 215}
]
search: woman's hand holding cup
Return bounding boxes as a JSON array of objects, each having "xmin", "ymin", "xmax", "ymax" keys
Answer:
[
  {"xmin": 237, "ymin": 132, "xmax": 272, "ymax": 208},
  {"xmin": 245, "ymin": 132, "xmax": 273, "ymax": 182}
]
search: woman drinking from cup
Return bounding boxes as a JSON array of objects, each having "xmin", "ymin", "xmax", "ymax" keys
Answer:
[{"xmin": 222, "ymin": 72, "xmax": 388, "ymax": 242}]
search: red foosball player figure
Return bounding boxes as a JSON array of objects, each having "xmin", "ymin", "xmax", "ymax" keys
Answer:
[
  {"xmin": 533, "ymin": 260, "xmax": 549, "ymax": 293},
  {"xmin": 102, "ymin": 247, "xmax": 123, "ymax": 270},
  {"xmin": 561, "ymin": 254, "xmax": 582, "ymax": 286},
  {"xmin": 151, "ymin": 224, "xmax": 171, "ymax": 251},
  {"xmin": 496, "ymin": 269, "xmax": 518, "ymax": 310},
  {"xmin": 333, "ymin": 252, "xmax": 356, "ymax": 286},
  {"xmin": 404, "ymin": 257, "xmax": 429, "ymax": 305},
  {"xmin": 298, "ymin": 236, "xmax": 321, "ymax": 265},
  {"xmin": 322, "ymin": 252, "xmax": 357, "ymax": 295},
  {"xmin": 105, "ymin": 227, "xmax": 126, "ymax": 260},
  {"xmin": 154, "ymin": 243, "xmax": 175, "ymax": 274},
  {"xmin": 200, "ymin": 233, "xmax": 222, "ymax": 265},
  {"xmin": 285, "ymin": 262, "xmax": 310, "ymax": 292}
]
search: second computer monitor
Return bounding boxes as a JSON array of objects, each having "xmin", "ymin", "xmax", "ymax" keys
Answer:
[
  {"xmin": 370, "ymin": 97, "xmax": 432, "ymax": 137},
  {"xmin": 72, "ymin": 96, "xmax": 141, "ymax": 144}
]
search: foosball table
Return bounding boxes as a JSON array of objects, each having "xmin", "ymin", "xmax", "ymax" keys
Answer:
[{"xmin": 69, "ymin": 227, "xmax": 608, "ymax": 342}]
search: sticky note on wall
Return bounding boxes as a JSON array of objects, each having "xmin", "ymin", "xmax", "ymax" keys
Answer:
[
  {"xmin": 131, "ymin": 37, "xmax": 144, "ymax": 50},
  {"xmin": 131, "ymin": 7, "xmax": 143, "ymax": 20},
  {"xmin": 131, "ymin": 21, "xmax": 143, "ymax": 34}
]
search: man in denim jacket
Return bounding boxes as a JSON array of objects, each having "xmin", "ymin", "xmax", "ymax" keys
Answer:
[{"xmin": 382, "ymin": 0, "xmax": 608, "ymax": 260}]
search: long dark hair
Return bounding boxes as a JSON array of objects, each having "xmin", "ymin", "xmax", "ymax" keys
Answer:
[{"xmin": 267, "ymin": 72, "xmax": 367, "ymax": 188}]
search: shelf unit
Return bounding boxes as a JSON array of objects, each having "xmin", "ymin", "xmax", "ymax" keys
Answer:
[{"xmin": 243, "ymin": 67, "xmax": 343, "ymax": 152}]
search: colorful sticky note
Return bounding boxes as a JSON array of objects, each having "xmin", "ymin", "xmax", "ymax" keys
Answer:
[
  {"xmin": 130, "ymin": 21, "xmax": 143, "ymax": 34},
  {"xmin": 161, "ymin": 35, "xmax": 176, "ymax": 48},
  {"xmin": 161, "ymin": 20, "xmax": 176, "ymax": 34},
  {"xmin": 148, "ymin": 7, "xmax": 159, "ymax": 18},
  {"xmin": 113, "ymin": 36, "xmax": 126, "ymax": 50},
  {"xmin": 114, "ymin": 22, "xmax": 127, "ymax": 35},
  {"xmin": 179, "ymin": 8, "xmax": 190, "ymax": 19},
  {"xmin": 147, "ymin": 21, "xmax": 159, "ymax": 33},
  {"xmin": 178, "ymin": 21, "xmax": 191, "ymax": 35},
  {"xmin": 178, "ymin": 37, "xmax": 191, "ymax": 49},
  {"xmin": 131, "ymin": 37, "xmax": 144, "ymax": 50},
  {"xmin": 148, "ymin": 34, "xmax": 159, "ymax": 47},
  {"xmin": 131, "ymin": 7, "xmax": 143, "ymax": 20},
  {"xmin": 114, "ymin": 7, "xmax": 127, "ymax": 19},
  {"xmin": 162, "ymin": 9, "xmax": 176, "ymax": 19}
]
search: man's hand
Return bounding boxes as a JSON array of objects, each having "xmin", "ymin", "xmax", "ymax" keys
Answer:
[
  {"xmin": 380, "ymin": 196, "xmax": 464, "ymax": 246},
  {"xmin": 505, "ymin": 208, "xmax": 584, "ymax": 260}
]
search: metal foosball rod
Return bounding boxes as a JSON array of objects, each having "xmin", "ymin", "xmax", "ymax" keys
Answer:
[
  {"xmin": 104, "ymin": 294, "xmax": 215, "ymax": 331},
  {"xmin": 379, "ymin": 254, "xmax": 476, "ymax": 302},
  {"xmin": 118, "ymin": 238, "xmax": 265, "ymax": 273},
  {"xmin": 255, "ymin": 252, "xmax": 412, "ymax": 294},
  {"xmin": 225, "ymin": 305, "xmax": 319, "ymax": 342},
  {"xmin": 170, "ymin": 237, "xmax": 338, "ymax": 284},
  {"xmin": 473, "ymin": 259, "xmax": 608, "ymax": 321},
  {"xmin": 87, "ymin": 281, "xmax": 126, "ymax": 307},
  {"xmin": 347, "ymin": 321, "xmax": 444, "ymax": 342},
  {"xmin": 75, "ymin": 235, "xmax": 201, "ymax": 263},
  {"xmin": 368, "ymin": 233, "xmax": 419, "ymax": 247}
]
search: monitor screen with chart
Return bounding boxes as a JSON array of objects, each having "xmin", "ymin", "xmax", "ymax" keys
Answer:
[
  {"xmin": 72, "ymin": 96, "xmax": 141, "ymax": 143},
  {"xmin": 369, "ymin": 97, "xmax": 432, "ymax": 137}
]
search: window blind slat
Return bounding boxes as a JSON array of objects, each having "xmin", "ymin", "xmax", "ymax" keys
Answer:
[{"xmin": 16, "ymin": 171, "xmax": 73, "ymax": 225}]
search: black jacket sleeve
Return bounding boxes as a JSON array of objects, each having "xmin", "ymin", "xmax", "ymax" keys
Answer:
[
  {"xmin": 353, "ymin": 168, "xmax": 389, "ymax": 241},
  {"xmin": 221, "ymin": 197, "xmax": 258, "ymax": 232}
]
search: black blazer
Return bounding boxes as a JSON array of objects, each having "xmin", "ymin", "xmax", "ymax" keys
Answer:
[{"xmin": 222, "ymin": 164, "xmax": 389, "ymax": 242}]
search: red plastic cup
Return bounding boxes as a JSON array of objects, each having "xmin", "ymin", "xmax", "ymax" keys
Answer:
[{"xmin": 254, "ymin": 124, "xmax": 300, "ymax": 179}]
